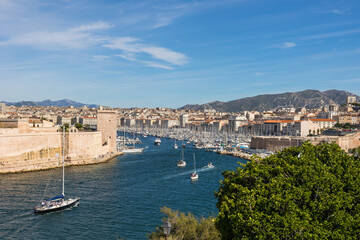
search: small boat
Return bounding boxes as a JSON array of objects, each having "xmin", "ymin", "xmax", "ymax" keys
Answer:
[
  {"xmin": 190, "ymin": 153, "xmax": 198, "ymax": 181},
  {"xmin": 177, "ymin": 148, "xmax": 186, "ymax": 167},
  {"xmin": 122, "ymin": 146, "xmax": 144, "ymax": 153},
  {"xmin": 143, "ymin": 135, "xmax": 147, "ymax": 138},
  {"xmin": 34, "ymin": 127, "xmax": 80, "ymax": 214},
  {"xmin": 174, "ymin": 139, "xmax": 178, "ymax": 149},
  {"xmin": 206, "ymin": 162, "xmax": 214, "ymax": 168},
  {"xmin": 154, "ymin": 138, "xmax": 161, "ymax": 146},
  {"xmin": 177, "ymin": 160, "xmax": 186, "ymax": 167}
]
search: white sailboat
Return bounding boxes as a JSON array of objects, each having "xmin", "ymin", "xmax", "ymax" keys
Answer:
[
  {"xmin": 190, "ymin": 153, "xmax": 198, "ymax": 180},
  {"xmin": 34, "ymin": 127, "xmax": 80, "ymax": 213},
  {"xmin": 177, "ymin": 148, "xmax": 186, "ymax": 167},
  {"xmin": 174, "ymin": 139, "xmax": 178, "ymax": 149}
]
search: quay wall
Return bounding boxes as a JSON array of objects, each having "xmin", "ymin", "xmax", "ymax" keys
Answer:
[
  {"xmin": 251, "ymin": 132, "xmax": 360, "ymax": 152},
  {"xmin": 250, "ymin": 137, "xmax": 304, "ymax": 152},
  {"xmin": 0, "ymin": 131, "xmax": 116, "ymax": 173}
]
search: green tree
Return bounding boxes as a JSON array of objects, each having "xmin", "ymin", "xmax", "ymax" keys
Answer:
[
  {"xmin": 148, "ymin": 207, "xmax": 220, "ymax": 240},
  {"xmin": 75, "ymin": 123, "xmax": 83, "ymax": 130},
  {"xmin": 215, "ymin": 142, "xmax": 360, "ymax": 239},
  {"xmin": 59, "ymin": 123, "xmax": 70, "ymax": 132}
]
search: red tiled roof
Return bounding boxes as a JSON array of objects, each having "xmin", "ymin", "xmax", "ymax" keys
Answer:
[
  {"xmin": 264, "ymin": 120, "xmax": 293, "ymax": 123},
  {"xmin": 310, "ymin": 119, "xmax": 336, "ymax": 122}
]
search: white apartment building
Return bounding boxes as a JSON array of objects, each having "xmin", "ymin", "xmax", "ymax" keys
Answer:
[{"xmin": 228, "ymin": 115, "xmax": 247, "ymax": 132}]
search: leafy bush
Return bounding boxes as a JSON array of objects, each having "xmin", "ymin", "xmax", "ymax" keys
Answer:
[
  {"xmin": 215, "ymin": 142, "xmax": 360, "ymax": 239},
  {"xmin": 148, "ymin": 207, "xmax": 220, "ymax": 240}
]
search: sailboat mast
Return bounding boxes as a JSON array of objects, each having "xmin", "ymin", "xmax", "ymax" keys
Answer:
[
  {"xmin": 62, "ymin": 125, "xmax": 65, "ymax": 196},
  {"xmin": 193, "ymin": 153, "xmax": 196, "ymax": 172}
]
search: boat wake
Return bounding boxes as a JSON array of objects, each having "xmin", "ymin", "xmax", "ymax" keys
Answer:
[{"xmin": 162, "ymin": 166, "xmax": 215, "ymax": 180}]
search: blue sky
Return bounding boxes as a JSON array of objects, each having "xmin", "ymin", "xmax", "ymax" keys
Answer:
[{"xmin": 0, "ymin": 0, "xmax": 359, "ymax": 108}]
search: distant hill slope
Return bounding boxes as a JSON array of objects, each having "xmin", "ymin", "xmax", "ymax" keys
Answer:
[
  {"xmin": 179, "ymin": 89, "xmax": 359, "ymax": 112},
  {"xmin": 1, "ymin": 99, "xmax": 99, "ymax": 108}
]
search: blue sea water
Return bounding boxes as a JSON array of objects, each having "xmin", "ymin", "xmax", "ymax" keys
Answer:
[{"xmin": 0, "ymin": 135, "xmax": 246, "ymax": 239}]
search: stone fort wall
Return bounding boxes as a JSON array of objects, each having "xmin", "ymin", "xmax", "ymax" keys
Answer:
[
  {"xmin": 0, "ymin": 131, "xmax": 112, "ymax": 173},
  {"xmin": 0, "ymin": 111, "xmax": 119, "ymax": 173},
  {"xmin": 251, "ymin": 132, "xmax": 360, "ymax": 152}
]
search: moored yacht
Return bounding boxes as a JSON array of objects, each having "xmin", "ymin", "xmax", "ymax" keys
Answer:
[{"xmin": 154, "ymin": 137, "xmax": 161, "ymax": 146}]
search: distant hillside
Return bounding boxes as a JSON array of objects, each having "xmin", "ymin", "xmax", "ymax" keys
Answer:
[
  {"xmin": 180, "ymin": 89, "xmax": 359, "ymax": 112},
  {"xmin": 1, "ymin": 99, "xmax": 99, "ymax": 108}
]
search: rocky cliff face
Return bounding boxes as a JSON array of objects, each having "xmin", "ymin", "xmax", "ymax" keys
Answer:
[{"xmin": 179, "ymin": 89, "xmax": 359, "ymax": 112}]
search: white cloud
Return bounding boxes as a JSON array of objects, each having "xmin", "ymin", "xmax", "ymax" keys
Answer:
[
  {"xmin": 282, "ymin": 42, "xmax": 296, "ymax": 49},
  {"xmin": 0, "ymin": 30, "xmax": 103, "ymax": 49},
  {"xmin": 141, "ymin": 47, "xmax": 187, "ymax": 65},
  {"xmin": 0, "ymin": 22, "xmax": 111, "ymax": 49},
  {"xmin": 143, "ymin": 61, "xmax": 174, "ymax": 70},
  {"xmin": 104, "ymin": 37, "xmax": 142, "ymax": 53},
  {"xmin": 70, "ymin": 21, "xmax": 113, "ymax": 32},
  {"xmin": 104, "ymin": 37, "xmax": 188, "ymax": 69},
  {"xmin": 93, "ymin": 55, "xmax": 111, "ymax": 60}
]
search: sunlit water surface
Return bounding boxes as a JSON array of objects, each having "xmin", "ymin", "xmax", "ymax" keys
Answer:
[{"xmin": 0, "ymin": 135, "xmax": 246, "ymax": 239}]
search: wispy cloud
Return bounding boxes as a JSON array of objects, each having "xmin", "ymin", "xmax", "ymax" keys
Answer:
[
  {"xmin": 104, "ymin": 37, "xmax": 188, "ymax": 69},
  {"xmin": 70, "ymin": 21, "xmax": 113, "ymax": 32},
  {"xmin": 282, "ymin": 42, "xmax": 296, "ymax": 48},
  {"xmin": 302, "ymin": 28, "xmax": 360, "ymax": 40},
  {"xmin": 116, "ymin": 53, "xmax": 174, "ymax": 70},
  {"xmin": 265, "ymin": 42, "xmax": 297, "ymax": 49},
  {"xmin": 93, "ymin": 55, "xmax": 111, "ymax": 60},
  {"xmin": 255, "ymin": 72, "xmax": 265, "ymax": 77},
  {"xmin": 0, "ymin": 21, "xmax": 111, "ymax": 49},
  {"xmin": 332, "ymin": 9, "xmax": 351, "ymax": 15}
]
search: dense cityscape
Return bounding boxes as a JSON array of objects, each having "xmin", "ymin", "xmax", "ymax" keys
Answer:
[{"xmin": 1, "ymin": 0, "xmax": 360, "ymax": 239}]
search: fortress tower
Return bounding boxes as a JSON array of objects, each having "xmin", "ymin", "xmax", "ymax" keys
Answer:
[{"xmin": 97, "ymin": 110, "xmax": 118, "ymax": 152}]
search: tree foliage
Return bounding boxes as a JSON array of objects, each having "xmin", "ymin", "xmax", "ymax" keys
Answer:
[
  {"xmin": 148, "ymin": 207, "xmax": 220, "ymax": 240},
  {"xmin": 75, "ymin": 122, "xmax": 83, "ymax": 130},
  {"xmin": 215, "ymin": 142, "xmax": 360, "ymax": 239},
  {"xmin": 59, "ymin": 123, "xmax": 70, "ymax": 132}
]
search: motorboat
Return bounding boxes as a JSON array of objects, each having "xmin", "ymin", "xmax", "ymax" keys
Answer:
[
  {"xmin": 206, "ymin": 162, "xmax": 214, "ymax": 168},
  {"xmin": 122, "ymin": 146, "xmax": 144, "ymax": 153},
  {"xmin": 154, "ymin": 138, "xmax": 161, "ymax": 146}
]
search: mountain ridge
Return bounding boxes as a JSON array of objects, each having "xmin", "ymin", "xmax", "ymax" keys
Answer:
[
  {"xmin": 179, "ymin": 89, "xmax": 359, "ymax": 112},
  {"xmin": 1, "ymin": 99, "xmax": 99, "ymax": 108}
]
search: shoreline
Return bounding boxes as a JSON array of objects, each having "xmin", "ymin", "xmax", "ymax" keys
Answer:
[
  {"xmin": 0, "ymin": 151, "xmax": 124, "ymax": 174},
  {"xmin": 217, "ymin": 150, "xmax": 253, "ymax": 160}
]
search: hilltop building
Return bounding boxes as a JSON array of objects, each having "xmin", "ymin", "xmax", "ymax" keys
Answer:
[{"xmin": 347, "ymin": 96, "xmax": 357, "ymax": 104}]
